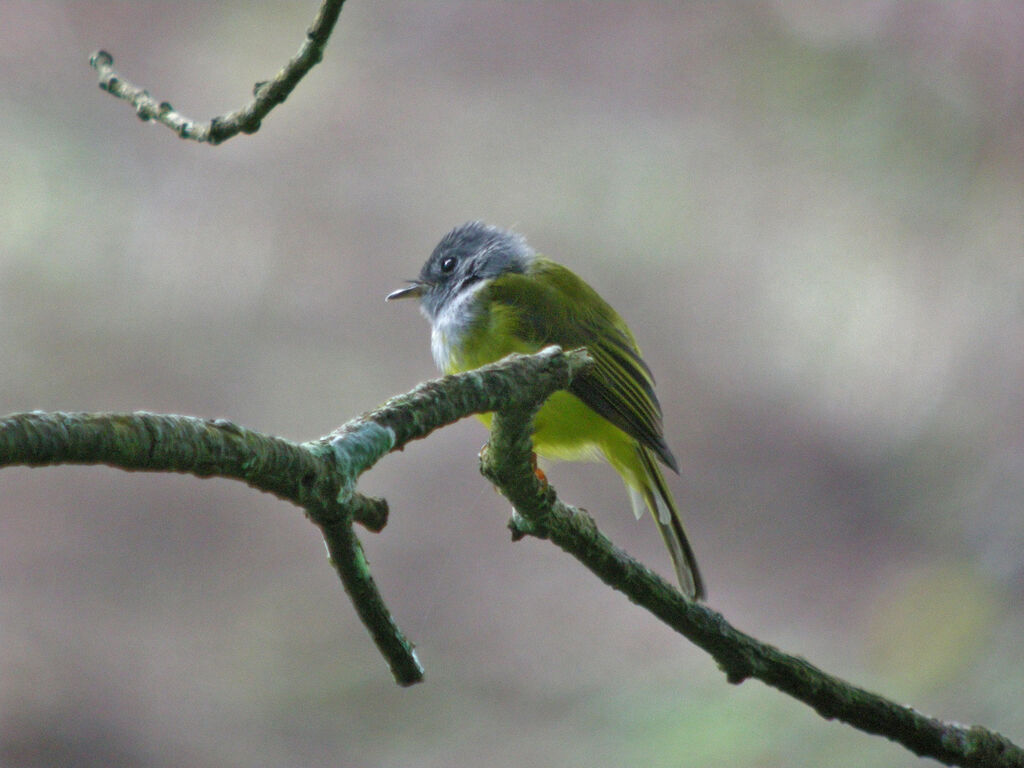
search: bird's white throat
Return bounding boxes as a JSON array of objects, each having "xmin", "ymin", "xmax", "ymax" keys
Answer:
[{"xmin": 427, "ymin": 280, "xmax": 488, "ymax": 371}]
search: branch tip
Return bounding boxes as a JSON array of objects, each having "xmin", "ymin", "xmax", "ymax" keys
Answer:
[{"xmin": 89, "ymin": 49, "xmax": 113, "ymax": 69}]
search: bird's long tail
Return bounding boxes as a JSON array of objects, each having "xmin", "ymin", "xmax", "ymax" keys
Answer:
[{"xmin": 629, "ymin": 447, "xmax": 705, "ymax": 600}]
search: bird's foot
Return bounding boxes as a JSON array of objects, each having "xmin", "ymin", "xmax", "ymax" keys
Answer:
[{"xmin": 530, "ymin": 452, "xmax": 548, "ymax": 486}]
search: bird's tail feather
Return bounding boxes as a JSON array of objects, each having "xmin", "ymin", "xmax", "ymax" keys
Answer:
[{"xmin": 631, "ymin": 447, "xmax": 705, "ymax": 600}]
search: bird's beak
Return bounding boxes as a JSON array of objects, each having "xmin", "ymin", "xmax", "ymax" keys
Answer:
[{"xmin": 385, "ymin": 282, "xmax": 424, "ymax": 302}]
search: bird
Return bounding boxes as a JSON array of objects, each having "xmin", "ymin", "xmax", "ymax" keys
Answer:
[{"xmin": 387, "ymin": 221, "xmax": 704, "ymax": 599}]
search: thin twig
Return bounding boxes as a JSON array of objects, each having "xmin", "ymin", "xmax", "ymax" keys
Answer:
[{"xmin": 88, "ymin": 0, "xmax": 346, "ymax": 144}]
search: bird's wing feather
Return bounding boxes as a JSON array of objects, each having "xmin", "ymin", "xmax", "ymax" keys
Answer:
[{"xmin": 486, "ymin": 259, "xmax": 678, "ymax": 471}]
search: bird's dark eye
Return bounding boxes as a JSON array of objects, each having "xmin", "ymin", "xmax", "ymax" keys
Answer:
[{"xmin": 440, "ymin": 256, "xmax": 457, "ymax": 273}]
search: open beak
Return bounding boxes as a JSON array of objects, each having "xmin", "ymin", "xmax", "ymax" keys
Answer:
[{"xmin": 385, "ymin": 282, "xmax": 424, "ymax": 301}]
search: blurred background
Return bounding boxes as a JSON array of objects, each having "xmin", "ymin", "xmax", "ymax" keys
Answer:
[{"xmin": 1, "ymin": 2, "xmax": 1022, "ymax": 766}]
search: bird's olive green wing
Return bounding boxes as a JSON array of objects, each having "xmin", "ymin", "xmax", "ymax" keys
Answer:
[{"xmin": 486, "ymin": 259, "xmax": 678, "ymax": 472}]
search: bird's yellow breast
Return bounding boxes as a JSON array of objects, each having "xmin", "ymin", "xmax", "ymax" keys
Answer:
[{"xmin": 440, "ymin": 294, "xmax": 637, "ymax": 472}]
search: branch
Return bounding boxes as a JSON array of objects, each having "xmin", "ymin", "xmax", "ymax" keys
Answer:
[
  {"xmin": 479, "ymin": 397, "xmax": 1024, "ymax": 768},
  {"xmin": 0, "ymin": 409, "xmax": 422, "ymax": 682},
  {"xmin": 3, "ymin": 351, "xmax": 1020, "ymax": 767},
  {"xmin": 0, "ymin": 348, "xmax": 589, "ymax": 687},
  {"xmin": 88, "ymin": 0, "xmax": 346, "ymax": 143}
]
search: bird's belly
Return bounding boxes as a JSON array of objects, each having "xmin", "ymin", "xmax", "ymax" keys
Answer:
[
  {"xmin": 439, "ymin": 302, "xmax": 634, "ymax": 466},
  {"xmin": 476, "ymin": 389, "xmax": 628, "ymax": 465}
]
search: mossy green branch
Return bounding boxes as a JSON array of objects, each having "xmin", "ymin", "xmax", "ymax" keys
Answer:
[
  {"xmin": 0, "ymin": 348, "xmax": 591, "ymax": 688},
  {"xmin": 0, "ymin": 408, "xmax": 420, "ymax": 683},
  {"xmin": 3, "ymin": 350, "xmax": 1021, "ymax": 766},
  {"xmin": 319, "ymin": 344, "xmax": 593, "ymax": 451},
  {"xmin": 0, "ymin": 411, "xmax": 319, "ymax": 502},
  {"xmin": 479, "ymin": 392, "xmax": 1023, "ymax": 768}
]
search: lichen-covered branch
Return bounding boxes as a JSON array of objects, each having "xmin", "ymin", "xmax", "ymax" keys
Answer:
[
  {"xmin": 0, "ymin": 411, "xmax": 318, "ymax": 504},
  {"xmin": 3, "ymin": 352, "xmax": 1021, "ymax": 766},
  {"xmin": 0, "ymin": 348, "xmax": 589, "ymax": 688},
  {"xmin": 480, "ymin": 401, "xmax": 1024, "ymax": 768},
  {"xmin": 317, "ymin": 345, "xmax": 593, "ymax": 453},
  {"xmin": 0, "ymin": 408, "xmax": 420, "ymax": 684},
  {"xmin": 316, "ymin": 502, "xmax": 423, "ymax": 686},
  {"xmin": 88, "ymin": 0, "xmax": 346, "ymax": 143}
]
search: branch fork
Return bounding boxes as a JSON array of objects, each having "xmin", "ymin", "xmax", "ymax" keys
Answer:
[{"xmin": 2, "ymin": 351, "xmax": 1020, "ymax": 764}]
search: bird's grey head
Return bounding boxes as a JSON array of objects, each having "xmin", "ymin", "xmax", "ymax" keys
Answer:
[{"xmin": 389, "ymin": 221, "xmax": 534, "ymax": 322}]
